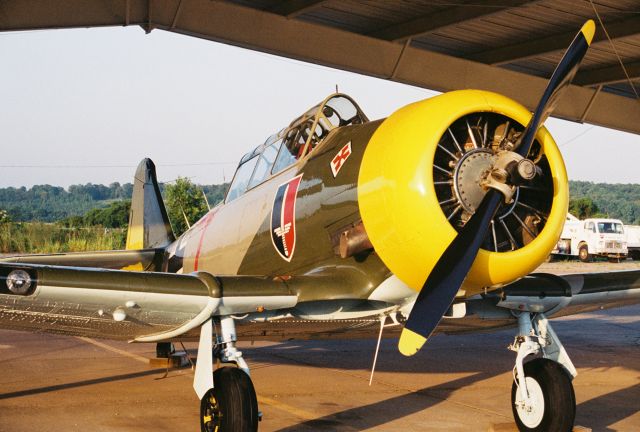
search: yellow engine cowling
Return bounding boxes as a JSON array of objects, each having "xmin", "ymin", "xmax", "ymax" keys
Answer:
[{"xmin": 357, "ymin": 90, "xmax": 568, "ymax": 294}]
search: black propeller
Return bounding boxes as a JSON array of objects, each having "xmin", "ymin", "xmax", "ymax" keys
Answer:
[{"xmin": 399, "ymin": 20, "xmax": 595, "ymax": 356}]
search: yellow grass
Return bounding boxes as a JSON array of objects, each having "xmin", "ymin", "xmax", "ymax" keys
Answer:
[{"xmin": 0, "ymin": 223, "xmax": 126, "ymax": 253}]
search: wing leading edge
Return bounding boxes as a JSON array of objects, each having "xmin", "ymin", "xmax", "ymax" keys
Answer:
[
  {"xmin": 0, "ymin": 262, "xmax": 297, "ymax": 342},
  {"xmin": 496, "ymin": 270, "xmax": 640, "ymax": 317}
]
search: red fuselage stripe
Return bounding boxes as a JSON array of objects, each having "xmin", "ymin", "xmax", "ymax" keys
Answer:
[
  {"xmin": 283, "ymin": 176, "xmax": 302, "ymax": 256},
  {"xmin": 194, "ymin": 209, "xmax": 218, "ymax": 271}
]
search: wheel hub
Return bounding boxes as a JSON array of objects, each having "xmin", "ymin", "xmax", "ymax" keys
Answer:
[
  {"xmin": 514, "ymin": 376, "xmax": 545, "ymax": 428},
  {"xmin": 202, "ymin": 394, "xmax": 221, "ymax": 431}
]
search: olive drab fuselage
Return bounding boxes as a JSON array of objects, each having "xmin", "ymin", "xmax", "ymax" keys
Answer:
[{"xmin": 168, "ymin": 118, "xmax": 391, "ymax": 303}]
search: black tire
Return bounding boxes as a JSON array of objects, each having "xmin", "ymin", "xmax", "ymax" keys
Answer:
[
  {"xmin": 200, "ymin": 367, "xmax": 259, "ymax": 432},
  {"xmin": 630, "ymin": 251, "xmax": 640, "ymax": 261},
  {"xmin": 156, "ymin": 342, "xmax": 174, "ymax": 358},
  {"xmin": 578, "ymin": 244, "xmax": 590, "ymax": 263},
  {"xmin": 511, "ymin": 358, "xmax": 576, "ymax": 432}
]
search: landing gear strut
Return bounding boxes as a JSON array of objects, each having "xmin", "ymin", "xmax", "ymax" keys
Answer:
[
  {"xmin": 194, "ymin": 316, "xmax": 259, "ymax": 432},
  {"xmin": 509, "ymin": 312, "xmax": 576, "ymax": 432}
]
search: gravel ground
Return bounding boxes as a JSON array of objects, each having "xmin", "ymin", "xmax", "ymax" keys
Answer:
[{"xmin": 536, "ymin": 258, "xmax": 640, "ymax": 274}]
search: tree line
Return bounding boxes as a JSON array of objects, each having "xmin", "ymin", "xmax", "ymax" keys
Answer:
[
  {"xmin": 568, "ymin": 181, "xmax": 640, "ymax": 224},
  {"xmin": 0, "ymin": 180, "xmax": 638, "ymax": 235},
  {"xmin": 0, "ymin": 181, "xmax": 228, "ymax": 232},
  {"xmin": 0, "ymin": 178, "xmax": 227, "ymax": 253}
]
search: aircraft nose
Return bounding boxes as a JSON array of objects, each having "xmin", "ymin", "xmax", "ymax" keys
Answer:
[{"xmin": 357, "ymin": 90, "xmax": 568, "ymax": 294}]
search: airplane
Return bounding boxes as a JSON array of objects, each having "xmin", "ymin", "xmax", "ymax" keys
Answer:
[{"xmin": 0, "ymin": 19, "xmax": 638, "ymax": 432}]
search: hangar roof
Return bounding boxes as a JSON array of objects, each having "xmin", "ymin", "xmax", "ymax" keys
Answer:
[{"xmin": 2, "ymin": 0, "xmax": 639, "ymax": 133}]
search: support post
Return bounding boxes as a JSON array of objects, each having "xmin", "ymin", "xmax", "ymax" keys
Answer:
[{"xmin": 193, "ymin": 319, "xmax": 214, "ymax": 400}]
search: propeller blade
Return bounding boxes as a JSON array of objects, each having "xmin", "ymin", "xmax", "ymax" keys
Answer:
[
  {"xmin": 517, "ymin": 19, "xmax": 595, "ymax": 158},
  {"xmin": 399, "ymin": 190, "xmax": 502, "ymax": 356},
  {"xmin": 398, "ymin": 20, "xmax": 596, "ymax": 357}
]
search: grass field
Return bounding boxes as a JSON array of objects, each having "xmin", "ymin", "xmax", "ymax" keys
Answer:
[{"xmin": 0, "ymin": 222, "xmax": 126, "ymax": 254}]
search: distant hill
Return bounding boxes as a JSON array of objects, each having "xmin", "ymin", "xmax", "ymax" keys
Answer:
[
  {"xmin": 0, "ymin": 182, "xmax": 229, "ymax": 223},
  {"xmin": 569, "ymin": 181, "xmax": 640, "ymax": 225},
  {"xmin": 0, "ymin": 180, "xmax": 638, "ymax": 225}
]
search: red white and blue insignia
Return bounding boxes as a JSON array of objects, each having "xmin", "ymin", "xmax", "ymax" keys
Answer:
[
  {"xmin": 330, "ymin": 141, "xmax": 352, "ymax": 177},
  {"xmin": 271, "ymin": 174, "xmax": 303, "ymax": 262}
]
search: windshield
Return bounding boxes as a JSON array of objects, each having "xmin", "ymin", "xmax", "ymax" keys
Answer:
[
  {"xmin": 597, "ymin": 222, "xmax": 624, "ymax": 234},
  {"xmin": 248, "ymin": 140, "xmax": 281, "ymax": 189},
  {"xmin": 226, "ymin": 156, "xmax": 258, "ymax": 203}
]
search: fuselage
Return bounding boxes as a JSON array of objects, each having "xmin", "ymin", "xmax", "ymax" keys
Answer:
[{"xmin": 167, "ymin": 118, "xmax": 392, "ymax": 303}]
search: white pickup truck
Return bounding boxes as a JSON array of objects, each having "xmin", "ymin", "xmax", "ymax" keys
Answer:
[
  {"xmin": 552, "ymin": 214, "xmax": 628, "ymax": 262},
  {"xmin": 626, "ymin": 225, "xmax": 640, "ymax": 260}
]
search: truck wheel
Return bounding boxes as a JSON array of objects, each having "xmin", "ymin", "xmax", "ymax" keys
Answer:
[
  {"xmin": 631, "ymin": 251, "xmax": 640, "ymax": 261},
  {"xmin": 578, "ymin": 245, "xmax": 590, "ymax": 263}
]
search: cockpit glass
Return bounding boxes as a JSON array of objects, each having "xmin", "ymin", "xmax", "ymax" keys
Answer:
[
  {"xmin": 272, "ymin": 128, "xmax": 304, "ymax": 174},
  {"xmin": 323, "ymin": 96, "xmax": 360, "ymax": 128},
  {"xmin": 225, "ymin": 156, "xmax": 258, "ymax": 203},
  {"xmin": 226, "ymin": 94, "xmax": 367, "ymax": 202},
  {"xmin": 248, "ymin": 140, "xmax": 281, "ymax": 189}
]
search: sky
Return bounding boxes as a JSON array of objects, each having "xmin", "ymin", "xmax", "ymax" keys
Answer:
[{"xmin": 0, "ymin": 26, "xmax": 639, "ymax": 188}]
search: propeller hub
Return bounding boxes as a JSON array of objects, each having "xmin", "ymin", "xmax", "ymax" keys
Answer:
[
  {"xmin": 453, "ymin": 148, "xmax": 534, "ymax": 218},
  {"xmin": 481, "ymin": 150, "xmax": 538, "ymax": 204},
  {"xmin": 517, "ymin": 159, "xmax": 537, "ymax": 180},
  {"xmin": 453, "ymin": 149, "xmax": 493, "ymax": 214}
]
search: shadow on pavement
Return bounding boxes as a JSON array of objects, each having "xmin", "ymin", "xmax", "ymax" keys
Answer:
[
  {"xmin": 273, "ymin": 371, "xmax": 494, "ymax": 432},
  {"xmin": 0, "ymin": 368, "xmax": 165, "ymax": 400}
]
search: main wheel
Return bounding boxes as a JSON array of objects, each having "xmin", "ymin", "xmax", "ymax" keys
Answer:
[
  {"xmin": 578, "ymin": 244, "xmax": 590, "ymax": 263},
  {"xmin": 156, "ymin": 342, "xmax": 174, "ymax": 358},
  {"xmin": 511, "ymin": 358, "xmax": 576, "ymax": 432},
  {"xmin": 631, "ymin": 250, "xmax": 640, "ymax": 261},
  {"xmin": 200, "ymin": 367, "xmax": 259, "ymax": 432}
]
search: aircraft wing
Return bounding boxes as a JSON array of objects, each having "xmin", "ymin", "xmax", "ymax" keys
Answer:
[
  {"xmin": 228, "ymin": 270, "xmax": 640, "ymax": 342},
  {"xmin": 0, "ymin": 249, "xmax": 164, "ymax": 271},
  {"xmin": 1, "ymin": 258, "xmax": 637, "ymax": 343},
  {"xmin": 0, "ymin": 262, "xmax": 297, "ymax": 342},
  {"xmin": 495, "ymin": 270, "xmax": 640, "ymax": 317},
  {"xmin": 431, "ymin": 269, "xmax": 640, "ymax": 336}
]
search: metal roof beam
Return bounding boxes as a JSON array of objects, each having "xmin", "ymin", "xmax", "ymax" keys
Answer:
[
  {"xmin": 154, "ymin": 0, "xmax": 640, "ymax": 134},
  {"xmin": 472, "ymin": 15, "xmax": 640, "ymax": 65},
  {"xmin": 575, "ymin": 61, "xmax": 640, "ymax": 86},
  {"xmin": 370, "ymin": 0, "xmax": 531, "ymax": 42},
  {"xmin": 269, "ymin": 0, "xmax": 328, "ymax": 19},
  {"xmin": 1, "ymin": 0, "xmax": 639, "ymax": 134},
  {"xmin": 0, "ymin": 0, "xmax": 149, "ymax": 30}
]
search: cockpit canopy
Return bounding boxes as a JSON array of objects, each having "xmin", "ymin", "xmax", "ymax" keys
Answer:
[{"xmin": 225, "ymin": 94, "xmax": 368, "ymax": 203}]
